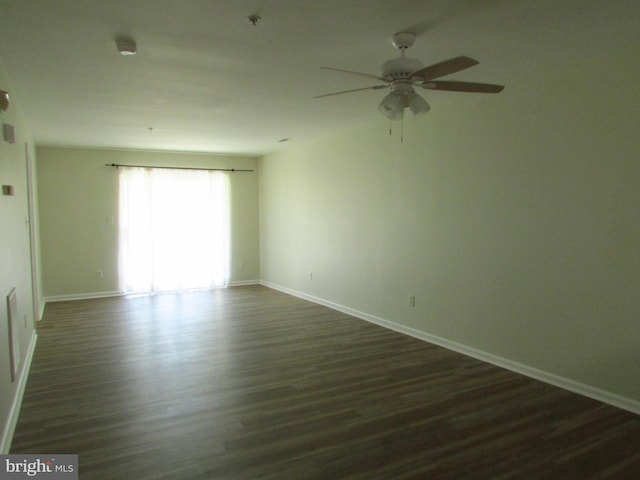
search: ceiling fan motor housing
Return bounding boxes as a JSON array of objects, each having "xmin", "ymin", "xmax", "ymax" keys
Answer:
[{"xmin": 381, "ymin": 58, "xmax": 424, "ymax": 81}]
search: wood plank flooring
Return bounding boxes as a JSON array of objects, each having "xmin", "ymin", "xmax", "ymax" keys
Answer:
[{"xmin": 11, "ymin": 285, "xmax": 640, "ymax": 479}]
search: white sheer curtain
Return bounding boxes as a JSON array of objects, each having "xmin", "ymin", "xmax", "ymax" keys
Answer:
[{"xmin": 118, "ymin": 167, "xmax": 230, "ymax": 294}]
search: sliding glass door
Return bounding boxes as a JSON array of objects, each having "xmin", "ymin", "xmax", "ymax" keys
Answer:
[{"xmin": 118, "ymin": 167, "xmax": 230, "ymax": 294}]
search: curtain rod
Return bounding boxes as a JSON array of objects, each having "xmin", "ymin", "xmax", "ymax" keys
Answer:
[{"xmin": 105, "ymin": 163, "xmax": 254, "ymax": 172}]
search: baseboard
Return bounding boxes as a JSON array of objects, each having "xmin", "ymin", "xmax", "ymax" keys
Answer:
[
  {"xmin": 260, "ymin": 280, "xmax": 640, "ymax": 416},
  {"xmin": 1, "ymin": 331, "xmax": 38, "ymax": 454},
  {"xmin": 43, "ymin": 283, "xmax": 260, "ymax": 303},
  {"xmin": 229, "ymin": 280, "xmax": 260, "ymax": 287},
  {"xmin": 43, "ymin": 290, "xmax": 124, "ymax": 304}
]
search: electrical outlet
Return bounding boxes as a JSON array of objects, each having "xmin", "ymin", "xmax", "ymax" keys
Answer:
[
  {"xmin": 96, "ymin": 270, "xmax": 104, "ymax": 279},
  {"xmin": 409, "ymin": 295, "xmax": 416, "ymax": 307}
]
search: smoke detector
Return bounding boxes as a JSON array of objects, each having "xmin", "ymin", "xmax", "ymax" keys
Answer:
[{"xmin": 116, "ymin": 38, "xmax": 137, "ymax": 56}]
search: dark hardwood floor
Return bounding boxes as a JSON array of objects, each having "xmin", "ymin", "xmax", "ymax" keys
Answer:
[{"xmin": 11, "ymin": 285, "xmax": 640, "ymax": 479}]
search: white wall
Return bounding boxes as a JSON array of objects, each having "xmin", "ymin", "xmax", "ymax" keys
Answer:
[
  {"xmin": 259, "ymin": 48, "xmax": 640, "ymax": 408},
  {"xmin": 37, "ymin": 147, "xmax": 260, "ymax": 299},
  {"xmin": 0, "ymin": 58, "xmax": 39, "ymax": 452}
]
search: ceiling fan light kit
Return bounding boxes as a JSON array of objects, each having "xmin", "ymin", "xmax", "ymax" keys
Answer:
[{"xmin": 316, "ymin": 31, "xmax": 504, "ymax": 126}]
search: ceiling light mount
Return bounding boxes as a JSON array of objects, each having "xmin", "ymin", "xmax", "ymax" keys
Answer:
[
  {"xmin": 247, "ymin": 15, "xmax": 261, "ymax": 26},
  {"xmin": 391, "ymin": 32, "xmax": 416, "ymax": 51}
]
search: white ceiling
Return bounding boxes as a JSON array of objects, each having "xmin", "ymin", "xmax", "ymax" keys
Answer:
[{"xmin": 0, "ymin": 0, "xmax": 637, "ymax": 156}]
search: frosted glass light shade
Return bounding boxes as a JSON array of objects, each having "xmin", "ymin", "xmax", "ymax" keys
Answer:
[
  {"xmin": 378, "ymin": 92, "xmax": 404, "ymax": 120},
  {"xmin": 408, "ymin": 93, "xmax": 430, "ymax": 116}
]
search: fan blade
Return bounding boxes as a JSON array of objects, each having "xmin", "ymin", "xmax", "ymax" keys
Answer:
[
  {"xmin": 411, "ymin": 56, "xmax": 479, "ymax": 81},
  {"xmin": 320, "ymin": 67, "xmax": 388, "ymax": 83},
  {"xmin": 314, "ymin": 85, "xmax": 388, "ymax": 98},
  {"xmin": 421, "ymin": 80, "xmax": 504, "ymax": 93}
]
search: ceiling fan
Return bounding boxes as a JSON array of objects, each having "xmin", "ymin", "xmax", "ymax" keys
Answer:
[{"xmin": 315, "ymin": 32, "xmax": 504, "ymax": 120}]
